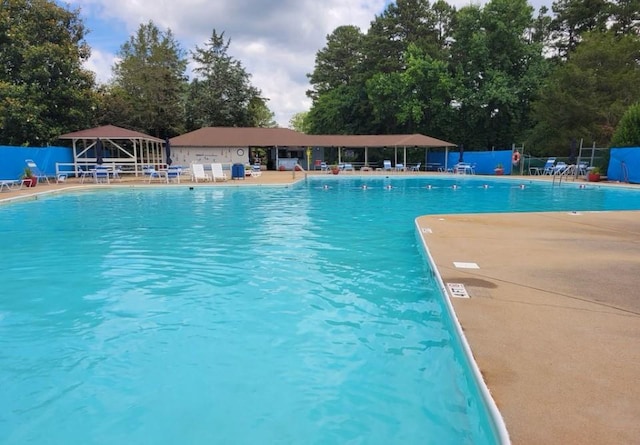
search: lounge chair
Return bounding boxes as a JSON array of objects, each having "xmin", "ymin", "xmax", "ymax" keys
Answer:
[
  {"xmin": 94, "ymin": 165, "xmax": 110, "ymax": 184},
  {"xmin": 343, "ymin": 163, "xmax": 354, "ymax": 172},
  {"xmin": 25, "ymin": 159, "xmax": 50, "ymax": 184},
  {"xmin": 166, "ymin": 166, "xmax": 181, "ymax": 183},
  {"xmin": 551, "ymin": 162, "xmax": 568, "ymax": 175},
  {"xmin": 410, "ymin": 163, "xmax": 421, "ymax": 172},
  {"xmin": 383, "ymin": 160, "xmax": 392, "ymax": 171},
  {"xmin": 211, "ymin": 163, "xmax": 228, "ymax": 182},
  {"xmin": 396, "ymin": 163, "xmax": 405, "ymax": 172},
  {"xmin": 191, "ymin": 163, "xmax": 211, "ymax": 182},
  {"xmin": 0, "ymin": 179, "xmax": 23, "ymax": 192},
  {"xmin": 542, "ymin": 158, "xmax": 557, "ymax": 175},
  {"xmin": 320, "ymin": 162, "xmax": 329, "ymax": 172},
  {"xmin": 250, "ymin": 164, "xmax": 262, "ymax": 178},
  {"xmin": 144, "ymin": 166, "xmax": 165, "ymax": 183}
]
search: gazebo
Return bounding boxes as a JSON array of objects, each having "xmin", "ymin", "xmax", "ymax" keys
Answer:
[{"xmin": 58, "ymin": 125, "xmax": 165, "ymax": 175}]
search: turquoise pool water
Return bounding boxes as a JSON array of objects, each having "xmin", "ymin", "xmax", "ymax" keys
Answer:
[{"xmin": 1, "ymin": 177, "xmax": 639, "ymax": 444}]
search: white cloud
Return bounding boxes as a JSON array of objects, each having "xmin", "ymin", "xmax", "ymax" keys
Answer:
[{"xmin": 72, "ymin": 0, "xmax": 385, "ymax": 127}]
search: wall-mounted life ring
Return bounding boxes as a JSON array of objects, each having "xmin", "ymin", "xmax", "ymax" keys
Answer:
[
  {"xmin": 237, "ymin": 149, "xmax": 245, "ymax": 156},
  {"xmin": 512, "ymin": 151, "xmax": 521, "ymax": 165}
]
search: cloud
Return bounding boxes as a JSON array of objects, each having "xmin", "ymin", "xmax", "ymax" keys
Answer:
[{"xmin": 70, "ymin": 0, "xmax": 385, "ymax": 127}]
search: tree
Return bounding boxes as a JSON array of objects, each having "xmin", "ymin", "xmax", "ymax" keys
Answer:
[
  {"xmin": 529, "ymin": 31, "xmax": 640, "ymax": 154},
  {"xmin": 611, "ymin": 102, "xmax": 640, "ymax": 147},
  {"xmin": 0, "ymin": 0, "xmax": 96, "ymax": 145},
  {"xmin": 186, "ymin": 30, "xmax": 261, "ymax": 129},
  {"xmin": 112, "ymin": 21, "xmax": 187, "ymax": 137},
  {"xmin": 550, "ymin": 0, "xmax": 610, "ymax": 59},
  {"xmin": 610, "ymin": 0, "xmax": 640, "ymax": 35},
  {"xmin": 248, "ymin": 97, "xmax": 277, "ymax": 128},
  {"xmin": 289, "ymin": 112, "xmax": 309, "ymax": 133},
  {"xmin": 307, "ymin": 25, "xmax": 365, "ymax": 100},
  {"xmin": 449, "ymin": 0, "xmax": 547, "ymax": 149}
]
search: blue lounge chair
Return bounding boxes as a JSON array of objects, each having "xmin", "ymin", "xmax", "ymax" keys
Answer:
[
  {"xmin": 25, "ymin": 159, "xmax": 50, "ymax": 184},
  {"xmin": 167, "ymin": 166, "xmax": 181, "ymax": 183},
  {"xmin": 94, "ymin": 165, "xmax": 110, "ymax": 184},
  {"xmin": 542, "ymin": 158, "xmax": 557, "ymax": 175}
]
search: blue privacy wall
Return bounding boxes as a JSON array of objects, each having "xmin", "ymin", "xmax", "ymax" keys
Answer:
[
  {"xmin": 426, "ymin": 149, "xmax": 513, "ymax": 174},
  {"xmin": 0, "ymin": 146, "xmax": 73, "ymax": 179},
  {"xmin": 608, "ymin": 147, "xmax": 640, "ymax": 183}
]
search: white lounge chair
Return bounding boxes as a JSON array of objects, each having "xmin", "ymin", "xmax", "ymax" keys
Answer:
[
  {"xmin": 383, "ymin": 160, "xmax": 392, "ymax": 171},
  {"xmin": 250, "ymin": 164, "xmax": 262, "ymax": 178},
  {"xmin": 0, "ymin": 179, "xmax": 23, "ymax": 192},
  {"xmin": 211, "ymin": 163, "xmax": 228, "ymax": 182},
  {"xmin": 192, "ymin": 163, "xmax": 211, "ymax": 182}
]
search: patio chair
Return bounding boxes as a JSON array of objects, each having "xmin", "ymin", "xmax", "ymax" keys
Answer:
[
  {"xmin": 383, "ymin": 160, "xmax": 392, "ymax": 171},
  {"xmin": 211, "ymin": 163, "xmax": 228, "ymax": 182},
  {"xmin": 144, "ymin": 166, "xmax": 164, "ymax": 183},
  {"xmin": 0, "ymin": 179, "xmax": 23, "ymax": 192},
  {"xmin": 396, "ymin": 163, "xmax": 405, "ymax": 172},
  {"xmin": 320, "ymin": 162, "xmax": 329, "ymax": 172},
  {"xmin": 551, "ymin": 162, "xmax": 568, "ymax": 175},
  {"xmin": 94, "ymin": 165, "xmax": 110, "ymax": 184},
  {"xmin": 250, "ymin": 164, "xmax": 262, "ymax": 178},
  {"xmin": 410, "ymin": 163, "xmax": 421, "ymax": 172},
  {"xmin": 191, "ymin": 163, "xmax": 211, "ymax": 182},
  {"xmin": 542, "ymin": 158, "xmax": 557, "ymax": 175},
  {"xmin": 166, "ymin": 166, "xmax": 181, "ymax": 183},
  {"xmin": 24, "ymin": 159, "xmax": 50, "ymax": 184},
  {"xmin": 343, "ymin": 163, "xmax": 354, "ymax": 172}
]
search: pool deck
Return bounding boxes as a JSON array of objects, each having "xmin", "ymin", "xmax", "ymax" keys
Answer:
[{"xmin": 2, "ymin": 171, "xmax": 639, "ymax": 444}]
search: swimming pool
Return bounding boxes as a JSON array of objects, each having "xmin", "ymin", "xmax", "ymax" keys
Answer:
[{"xmin": 1, "ymin": 177, "xmax": 639, "ymax": 444}]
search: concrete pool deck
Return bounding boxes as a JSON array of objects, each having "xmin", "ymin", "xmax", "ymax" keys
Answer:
[{"xmin": 2, "ymin": 172, "xmax": 639, "ymax": 444}]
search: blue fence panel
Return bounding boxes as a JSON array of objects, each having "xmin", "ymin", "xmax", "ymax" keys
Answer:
[
  {"xmin": 426, "ymin": 149, "xmax": 513, "ymax": 174},
  {"xmin": 0, "ymin": 146, "xmax": 73, "ymax": 179},
  {"xmin": 608, "ymin": 147, "xmax": 640, "ymax": 184}
]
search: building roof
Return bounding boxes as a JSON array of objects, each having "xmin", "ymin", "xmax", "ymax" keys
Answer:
[
  {"xmin": 58, "ymin": 125, "xmax": 164, "ymax": 143},
  {"xmin": 170, "ymin": 127, "xmax": 310, "ymax": 147},
  {"xmin": 170, "ymin": 127, "xmax": 456, "ymax": 148}
]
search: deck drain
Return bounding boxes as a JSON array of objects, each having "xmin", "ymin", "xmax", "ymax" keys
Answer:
[
  {"xmin": 447, "ymin": 283, "xmax": 470, "ymax": 298},
  {"xmin": 453, "ymin": 262, "xmax": 479, "ymax": 269}
]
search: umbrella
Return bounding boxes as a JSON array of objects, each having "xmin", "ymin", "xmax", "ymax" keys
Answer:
[
  {"xmin": 569, "ymin": 138, "xmax": 577, "ymax": 164},
  {"xmin": 165, "ymin": 136, "xmax": 173, "ymax": 166},
  {"xmin": 458, "ymin": 144, "xmax": 464, "ymax": 163},
  {"xmin": 95, "ymin": 138, "xmax": 104, "ymax": 165}
]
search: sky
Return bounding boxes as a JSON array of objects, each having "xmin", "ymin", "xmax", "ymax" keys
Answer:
[{"xmin": 60, "ymin": 0, "xmax": 551, "ymax": 128}]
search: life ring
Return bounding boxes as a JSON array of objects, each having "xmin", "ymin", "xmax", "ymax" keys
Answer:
[
  {"xmin": 237, "ymin": 149, "xmax": 245, "ymax": 156},
  {"xmin": 512, "ymin": 151, "xmax": 521, "ymax": 165}
]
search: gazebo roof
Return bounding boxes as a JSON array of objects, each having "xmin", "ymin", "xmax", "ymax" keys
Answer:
[
  {"xmin": 58, "ymin": 125, "xmax": 163, "ymax": 143},
  {"xmin": 170, "ymin": 127, "xmax": 456, "ymax": 148}
]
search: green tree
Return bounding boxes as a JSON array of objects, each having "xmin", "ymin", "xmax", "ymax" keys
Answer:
[
  {"xmin": 307, "ymin": 25, "xmax": 365, "ymax": 100},
  {"xmin": 289, "ymin": 111, "xmax": 309, "ymax": 133},
  {"xmin": 611, "ymin": 102, "xmax": 640, "ymax": 147},
  {"xmin": 449, "ymin": 0, "xmax": 547, "ymax": 149},
  {"xmin": 610, "ymin": 0, "xmax": 640, "ymax": 35},
  {"xmin": 0, "ymin": 0, "xmax": 95, "ymax": 145},
  {"xmin": 248, "ymin": 97, "xmax": 277, "ymax": 128},
  {"xmin": 529, "ymin": 31, "xmax": 640, "ymax": 154},
  {"xmin": 186, "ymin": 30, "xmax": 261, "ymax": 129},
  {"xmin": 112, "ymin": 21, "xmax": 187, "ymax": 137},
  {"xmin": 550, "ymin": 0, "xmax": 610, "ymax": 59}
]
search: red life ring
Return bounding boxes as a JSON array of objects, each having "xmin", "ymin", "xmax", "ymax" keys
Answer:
[{"xmin": 512, "ymin": 151, "xmax": 521, "ymax": 165}]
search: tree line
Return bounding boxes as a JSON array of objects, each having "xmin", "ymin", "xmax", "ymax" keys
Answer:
[
  {"xmin": 0, "ymin": 0, "xmax": 274, "ymax": 146},
  {"xmin": 1, "ymin": 0, "xmax": 639, "ymax": 155},
  {"xmin": 303, "ymin": 0, "xmax": 640, "ymax": 155}
]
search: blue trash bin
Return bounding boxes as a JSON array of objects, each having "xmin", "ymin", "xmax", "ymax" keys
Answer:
[{"xmin": 232, "ymin": 163, "xmax": 245, "ymax": 180}]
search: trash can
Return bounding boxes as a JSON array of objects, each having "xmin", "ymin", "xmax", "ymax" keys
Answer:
[{"xmin": 232, "ymin": 163, "xmax": 245, "ymax": 180}]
